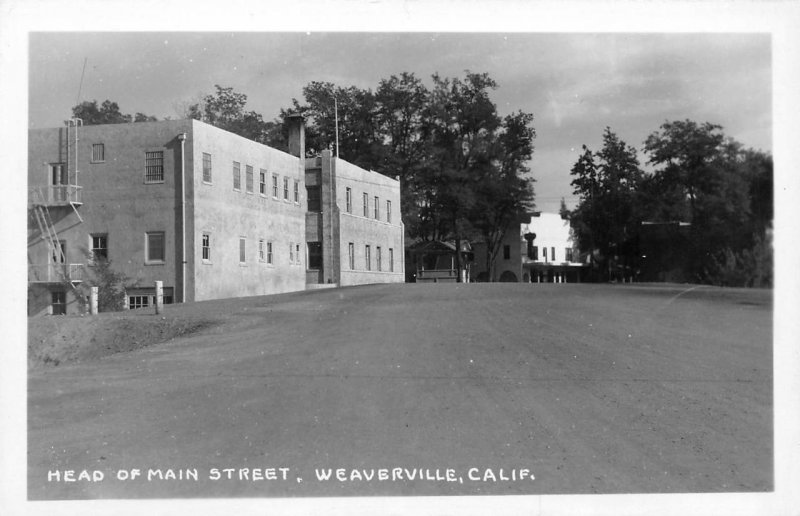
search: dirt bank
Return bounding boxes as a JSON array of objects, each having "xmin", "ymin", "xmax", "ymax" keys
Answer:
[{"xmin": 28, "ymin": 311, "xmax": 220, "ymax": 368}]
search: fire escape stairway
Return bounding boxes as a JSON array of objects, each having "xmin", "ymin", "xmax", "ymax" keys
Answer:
[{"xmin": 30, "ymin": 191, "xmax": 82, "ymax": 287}]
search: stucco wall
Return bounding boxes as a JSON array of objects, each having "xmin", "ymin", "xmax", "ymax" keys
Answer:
[
  {"xmin": 28, "ymin": 120, "xmax": 193, "ymax": 315},
  {"xmin": 331, "ymin": 155, "xmax": 404, "ymax": 286},
  {"xmin": 190, "ymin": 121, "xmax": 307, "ymax": 301}
]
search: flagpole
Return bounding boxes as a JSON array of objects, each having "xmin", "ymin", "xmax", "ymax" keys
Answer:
[{"xmin": 334, "ymin": 96, "xmax": 340, "ymax": 158}]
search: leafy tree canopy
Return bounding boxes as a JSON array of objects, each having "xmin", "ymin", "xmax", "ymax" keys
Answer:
[{"xmin": 72, "ymin": 100, "xmax": 157, "ymax": 125}]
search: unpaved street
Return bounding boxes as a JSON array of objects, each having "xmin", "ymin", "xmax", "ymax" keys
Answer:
[{"xmin": 28, "ymin": 283, "xmax": 772, "ymax": 499}]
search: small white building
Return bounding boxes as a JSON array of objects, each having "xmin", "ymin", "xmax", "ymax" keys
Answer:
[{"xmin": 473, "ymin": 212, "xmax": 586, "ymax": 283}]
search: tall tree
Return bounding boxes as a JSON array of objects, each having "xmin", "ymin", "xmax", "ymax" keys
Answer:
[
  {"xmin": 642, "ymin": 120, "xmax": 766, "ymax": 282},
  {"xmin": 470, "ymin": 110, "xmax": 536, "ymax": 280},
  {"xmin": 569, "ymin": 128, "xmax": 643, "ymax": 280},
  {"xmin": 186, "ymin": 85, "xmax": 284, "ymax": 147}
]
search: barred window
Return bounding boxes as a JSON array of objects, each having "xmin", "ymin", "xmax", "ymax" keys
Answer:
[
  {"xmin": 239, "ymin": 237, "xmax": 246, "ymax": 263},
  {"xmin": 145, "ymin": 151, "xmax": 164, "ymax": 183},
  {"xmin": 92, "ymin": 143, "xmax": 105, "ymax": 162},
  {"xmin": 233, "ymin": 162, "xmax": 241, "ymax": 191},
  {"xmin": 283, "ymin": 177, "xmax": 289, "ymax": 200},
  {"xmin": 246, "ymin": 165, "xmax": 254, "ymax": 193},
  {"xmin": 365, "ymin": 245, "xmax": 371, "ymax": 271},
  {"xmin": 203, "ymin": 153, "xmax": 212, "ymax": 183},
  {"xmin": 272, "ymin": 174, "xmax": 279, "ymax": 198},
  {"xmin": 294, "ymin": 180, "xmax": 300, "ymax": 203},
  {"xmin": 267, "ymin": 241, "xmax": 273, "ymax": 264}
]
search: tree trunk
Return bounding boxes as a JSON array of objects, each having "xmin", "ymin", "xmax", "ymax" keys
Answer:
[{"xmin": 454, "ymin": 233, "xmax": 462, "ymax": 283}]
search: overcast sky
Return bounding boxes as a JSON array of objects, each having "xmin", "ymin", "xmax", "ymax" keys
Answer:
[{"xmin": 28, "ymin": 32, "xmax": 771, "ymax": 213}]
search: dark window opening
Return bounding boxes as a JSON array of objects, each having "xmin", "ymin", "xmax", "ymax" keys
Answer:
[
  {"xmin": 308, "ymin": 242, "xmax": 323, "ymax": 270},
  {"xmin": 307, "ymin": 185, "xmax": 321, "ymax": 212}
]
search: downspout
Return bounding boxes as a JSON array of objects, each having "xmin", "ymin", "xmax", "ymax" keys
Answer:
[{"xmin": 178, "ymin": 132, "xmax": 187, "ymax": 303}]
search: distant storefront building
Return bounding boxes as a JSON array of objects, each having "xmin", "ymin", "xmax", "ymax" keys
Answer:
[{"xmin": 472, "ymin": 212, "xmax": 587, "ymax": 283}]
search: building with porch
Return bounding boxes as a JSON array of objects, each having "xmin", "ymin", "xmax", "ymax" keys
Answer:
[{"xmin": 472, "ymin": 212, "xmax": 587, "ymax": 283}]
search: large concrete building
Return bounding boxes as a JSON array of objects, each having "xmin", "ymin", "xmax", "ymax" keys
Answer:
[
  {"xmin": 28, "ymin": 117, "xmax": 403, "ymax": 316},
  {"xmin": 304, "ymin": 150, "xmax": 404, "ymax": 287}
]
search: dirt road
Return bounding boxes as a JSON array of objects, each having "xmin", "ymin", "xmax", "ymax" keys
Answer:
[{"xmin": 27, "ymin": 283, "xmax": 772, "ymax": 499}]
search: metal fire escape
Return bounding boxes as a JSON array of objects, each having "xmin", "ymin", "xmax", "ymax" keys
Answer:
[{"xmin": 28, "ymin": 118, "xmax": 85, "ymax": 286}]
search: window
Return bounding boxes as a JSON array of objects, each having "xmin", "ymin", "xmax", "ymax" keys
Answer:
[
  {"xmin": 128, "ymin": 295, "xmax": 149, "ymax": 310},
  {"xmin": 239, "ymin": 238, "xmax": 246, "ymax": 263},
  {"xmin": 91, "ymin": 144, "xmax": 105, "ymax": 162},
  {"xmin": 146, "ymin": 232, "xmax": 165, "ymax": 263},
  {"xmin": 296, "ymin": 243, "xmax": 301, "ymax": 264},
  {"xmin": 365, "ymin": 245, "xmax": 371, "ymax": 271},
  {"xmin": 51, "ymin": 240, "xmax": 66, "ymax": 264},
  {"xmin": 307, "ymin": 242, "xmax": 322, "ymax": 270},
  {"xmin": 346, "ymin": 188, "xmax": 352, "ymax": 213},
  {"xmin": 91, "ymin": 234, "xmax": 108, "ymax": 262},
  {"xmin": 386, "ymin": 200, "xmax": 392, "ymax": 223},
  {"xmin": 128, "ymin": 289, "xmax": 174, "ymax": 310},
  {"xmin": 202, "ymin": 233, "xmax": 211, "ymax": 261},
  {"xmin": 272, "ymin": 174, "xmax": 279, "ymax": 198},
  {"xmin": 145, "ymin": 151, "xmax": 164, "ymax": 183},
  {"xmin": 51, "ymin": 291, "xmax": 66, "ymax": 315},
  {"xmin": 503, "ymin": 245, "xmax": 511, "ymax": 260},
  {"xmin": 307, "ymin": 185, "xmax": 321, "ymax": 212},
  {"xmin": 246, "ymin": 165, "xmax": 254, "ymax": 193},
  {"xmin": 294, "ymin": 180, "xmax": 300, "ymax": 203},
  {"xmin": 566, "ymin": 248, "xmax": 574, "ymax": 262},
  {"xmin": 348, "ymin": 242, "xmax": 355, "ymax": 270},
  {"xmin": 233, "ymin": 162, "xmax": 241, "ymax": 191},
  {"xmin": 203, "ymin": 153, "xmax": 212, "ymax": 183},
  {"xmin": 283, "ymin": 177, "xmax": 289, "ymax": 200},
  {"xmin": 533, "ymin": 246, "xmax": 539, "ymax": 261},
  {"xmin": 374, "ymin": 196, "xmax": 380, "ymax": 219},
  {"xmin": 289, "ymin": 242, "xmax": 295, "ymax": 263},
  {"xmin": 389, "ymin": 248, "xmax": 394, "ymax": 272},
  {"xmin": 376, "ymin": 246, "xmax": 382, "ymax": 271},
  {"xmin": 258, "ymin": 239, "xmax": 266, "ymax": 262},
  {"xmin": 543, "ymin": 247, "xmax": 548, "ymax": 261},
  {"xmin": 267, "ymin": 241, "xmax": 273, "ymax": 264},
  {"xmin": 50, "ymin": 163, "xmax": 67, "ymax": 201},
  {"xmin": 363, "ymin": 192, "xmax": 369, "ymax": 217},
  {"xmin": 259, "ymin": 169, "xmax": 267, "ymax": 194},
  {"xmin": 551, "ymin": 247, "xmax": 556, "ymax": 262}
]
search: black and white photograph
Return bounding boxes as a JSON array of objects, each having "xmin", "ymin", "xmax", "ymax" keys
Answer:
[{"xmin": 2, "ymin": 1, "xmax": 799, "ymax": 515}]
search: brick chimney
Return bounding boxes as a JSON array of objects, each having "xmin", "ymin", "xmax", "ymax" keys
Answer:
[{"xmin": 286, "ymin": 113, "xmax": 305, "ymax": 159}]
